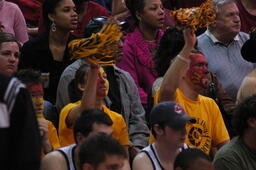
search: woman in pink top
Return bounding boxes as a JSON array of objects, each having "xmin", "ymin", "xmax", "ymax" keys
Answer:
[
  {"xmin": 117, "ymin": 0, "xmax": 164, "ymax": 108},
  {"xmin": 0, "ymin": 0, "xmax": 28, "ymax": 43}
]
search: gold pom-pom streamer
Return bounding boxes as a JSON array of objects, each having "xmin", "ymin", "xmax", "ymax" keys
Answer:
[
  {"xmin": 68, "ymin": 18, "xmax": 123, "ymax": 65},
  {"xmin": 170, "ymin": 0, "xmax": 216, "ymax": 31}
]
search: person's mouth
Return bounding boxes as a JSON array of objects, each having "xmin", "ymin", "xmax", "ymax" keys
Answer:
[
  {"xmin": 7, "ymin": 65, "xmax": 15, "ymax": 70},
  {"xmin": 158, "ymin": 18, "xmax": 165, "ymax": 24}
]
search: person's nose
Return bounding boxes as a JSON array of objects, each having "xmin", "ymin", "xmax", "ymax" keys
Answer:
[
  {"xmin": 72, "ymin": 9, "xmax": 78, "ymax": 17},
  {"xmin": 158, "ymin": 7, "xmax": 164, "ymax": 15},
  {"xmin": 8, "ymin": 53, "xmax": 17, "ymax": 63},
  {"xmin": 233, "ymin": 14, "xmax": 240, "ymax": 23}
]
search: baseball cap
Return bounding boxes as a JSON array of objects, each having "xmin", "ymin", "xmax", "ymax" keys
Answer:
[
  {"xmin": 241, "ymin": 32, "xmax": 256, "ymax": 63},
  {"xmin": 150, "ymin": 101, "xmax": 195, "ymax": 129}
]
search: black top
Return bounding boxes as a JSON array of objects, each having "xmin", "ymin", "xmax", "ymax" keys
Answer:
[
  {"xmin": 19, "ymin": 33, "xmax": 76, "ymax": 104},
  {"xmin": 103, "ymin": 66, "xmax": 122, "ymax": 113},
  {"xmin": 0, "ymin": 74, "xmax": 41, "ymax": 170}
]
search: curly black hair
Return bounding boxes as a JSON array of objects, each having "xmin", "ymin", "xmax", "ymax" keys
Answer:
[{"xmin": 232, "ymin": 94, "xmax": 256, "ymax": 136}]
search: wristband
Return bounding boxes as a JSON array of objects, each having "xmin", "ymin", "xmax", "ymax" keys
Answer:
[{"xmin": 177, "ymin": 54, "xmax": 190, "ymax": 64}]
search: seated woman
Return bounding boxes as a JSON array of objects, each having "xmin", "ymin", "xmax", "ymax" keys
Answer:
[
  {"xmin": 117, "ymin": 0, "xmax": 165, "ymax": 109},
  {"xmin": 0, "ymin": 0, "xmax": 28, "ymax": 43},
  {"xmin": 0, "ymin": 32, "xmax": 20, "ymax": 76},
  {"xmin": 58, "ymin": 63, "xmax": 130, "ymax": 152},
  {"xmin": 38, "ymin": 0, "xmax": 109, "ymax": 37},
  {"xmin": 18, "ymin": 0, "xmax": 78, "ymax": 104}
]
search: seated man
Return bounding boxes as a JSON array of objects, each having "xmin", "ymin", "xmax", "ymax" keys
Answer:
[
  {"xmin": 56, "ymin": 17, "xmax": 149, "ymax": 149},
  {"xmin": 16, "ymin": 69, "xmax": 60, "ymax": 154},
  {"xmin": 41, "ymin": 109, "xmax": 118, "ymax": 170},
  {"xmin": 133, "ymin": 101, "xmax": 194, "ymax": 170},
  {"xmin": 156, "ymin": 29, "xmax": 230, "ymax": 155},
  {"xmin": 214, "ymin": 95, "xmax": 256, "ymax": 170},
  {"xmin": 79, "ymin": 133, "xmax": 127, "ymax": 170},
  {"xmin": 197, "ymin": 0, "xmax": 253, "ymax": 100},
  {"xmin": 58, "ymin": 64, "xmax": 130, "ymax": 152},
  {"xmin": 174, "ymin": 148, "xmax": 213, "ymax": 170}
]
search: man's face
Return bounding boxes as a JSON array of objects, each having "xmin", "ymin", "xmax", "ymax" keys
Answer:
[
  {"xmin": 96, "ymin": 67, "xmax": 109, "ymax": 98},
  {"xmin": 214, "ymin": 2, "xmax": 240, "ymax": 39},
  {"xmin": 163, "ymin": 125, "xmax": 187, "ymax": 149},
  {"xmin": 27, "ymin": 83, "xmax": 44, "ymax": 118},
  {"xmin": 94, "ymin": 155, "xmax": 125, "ymax": 170},
  {"xmin": 89, "ymin": 123, "xmax": 113, "ymax": 137},
  {"xmin": 78, "ymin": 123, "xmax": 113, "ymax": 145},
  {"xmin": 186, "ymin": 53, "xmax": 209, "ymax": 91}
]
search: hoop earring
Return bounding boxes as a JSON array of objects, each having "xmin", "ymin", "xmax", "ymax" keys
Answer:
[{"xmin": 51, "ymin": 21, "xmax": 56, "ymax": 32}]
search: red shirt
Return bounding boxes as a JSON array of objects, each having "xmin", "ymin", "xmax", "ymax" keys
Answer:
[
  {"xmin": 73, "ymin": 1, "xmax": 109, "ymax": 37},
  {"xmin": 6, "ymin": 0, "xmax": 43, "ymax": 26},
  {"xmin": 235, "ymin": 0, "xmax": 256, "ymax": 33}
]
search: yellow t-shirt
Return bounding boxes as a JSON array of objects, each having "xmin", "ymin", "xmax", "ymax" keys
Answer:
[
  {"xmin": 151, "ymin": 88, "xmax": 230, "ymax": 155},
  {"xmin": 48, "ymin": 120, "xmax": 60, "ymax": 149},
  {"xmin": 58, "ymin": 101, "xmax": 130, "ymax": 147},
  {"xmin": 41, "ymin": 120, "xmax": 60, "ymax": 158}
]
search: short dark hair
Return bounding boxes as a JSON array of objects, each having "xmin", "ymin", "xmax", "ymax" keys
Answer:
[
  {"xmin": 0, "ymin": 32, "xmax": 21, "ymax": 49},
  {"xmin": 73, "ymin": 109, "xmax": 113, "ymax": 142},
  {"xmin": 232, "ymin": 94, "xmax": 256, "ymax": 136},
  {"xmin": 174, "ymin": 148, "xmax": 211, "ymax": 169},
  {"xmin": 79, "ymin": 133, "xmax": 127, "ymax": 169},
  {"xmin": 15, "ymin": 69, "xmax": 42, "ymax": 85},
  {"xmin": 68, "ymin": 63, "xmax": 90, "ymax": 102}
]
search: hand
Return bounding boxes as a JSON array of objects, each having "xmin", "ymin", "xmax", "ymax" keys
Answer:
[
  {"xmin": 37, "ymin": 118, "xmax": 52, "ymax": 154},
  {"xmin": 0, "ymin": 22, "xmax": 4, "ymax": 32},
  {"xmin": 183, "ymin": 28, "xmax": 196, "ymax": 50}
]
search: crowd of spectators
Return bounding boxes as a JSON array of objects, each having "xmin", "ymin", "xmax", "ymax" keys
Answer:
[{"xmin": 0, "ymin": 0, "xmax": 256, "ymax": 169}]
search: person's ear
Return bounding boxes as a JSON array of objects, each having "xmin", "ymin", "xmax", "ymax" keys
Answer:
[
  {"xmin": 75, "ymin": 132, "xmax": 86, "ymax": 145},
  {"xmin": 135, "ymin": 11, "xmax": 141, "ymax": 21},
  {"xmin": 82, "ymin": 163, "xmax": 94, "ymax": 170},
  {"xmin": 48, "ymin": 13, "xmax": 55, "ymax": 22},
  {"xmin": 78, "ymin": 83, "xmax": 86, "ymax": 91},
  {"xmin": 153, "ymin": 124, "xmax": 164, "ymax": 136},
  {"xmin": 248, "ymin": 118, "xmax": 256, "ymax": 128}
]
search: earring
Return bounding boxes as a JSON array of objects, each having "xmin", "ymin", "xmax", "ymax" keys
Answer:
[{"xmin": 51, "ymin": 21, "xmax": 56, "ymax": 32}]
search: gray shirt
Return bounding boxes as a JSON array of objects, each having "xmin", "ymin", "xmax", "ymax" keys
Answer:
[
  {"xmin": 56, "ymin": 59, "xmax": 149, "ymax": 147},
  {"xmin": 198, "ymin": 31, "xmax": 253, "ymax": 99}
]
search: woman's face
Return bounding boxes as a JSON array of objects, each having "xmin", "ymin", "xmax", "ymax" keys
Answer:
[
  {"xmin": 137, "ymin": 0, "xmax": 165, "ymax": 29},
  {"xmin": 0, "ymin": 42, "xmax": 19, "ymax": 76},
  {"xmin": 49, "ymin": 0, "xmax": 78, "ymax": 31}
]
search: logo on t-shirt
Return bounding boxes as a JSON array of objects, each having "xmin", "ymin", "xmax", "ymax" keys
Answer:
[{"xmin": 186, "ymin": 117, "xmax": 211, "ymax": 154}]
